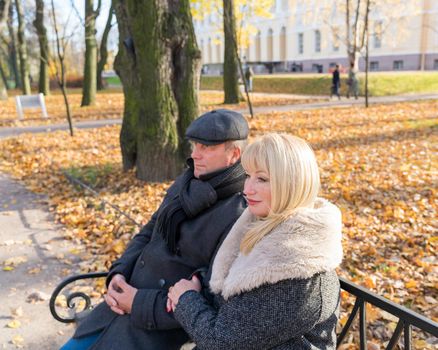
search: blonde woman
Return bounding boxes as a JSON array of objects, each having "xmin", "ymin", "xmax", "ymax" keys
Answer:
[{"xmin": 168, "ymin": 133, "xmax": 343, "ymax": 350}]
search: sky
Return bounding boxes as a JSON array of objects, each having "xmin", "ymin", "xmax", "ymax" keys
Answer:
[{"xmin": 51, "ymin": 0, "xmax": 118, "ymax": 50}]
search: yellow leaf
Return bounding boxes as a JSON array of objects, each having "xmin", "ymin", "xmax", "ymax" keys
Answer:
[
  {"xmin": 111, "ymin": 240, "xmax": 126, "ymax": 254},
  {"xmin": 7, "ymin": 320, "xmax": 21, "ymax": 329},
  {"xmin": 405, "ymin": 280, "xmax": 417, "ymax": 289},
  {"xmin": 68, "ymin": 248, "xmax": 81, "ymax": 255},
  {"xmin": 11, "ymin": 335, "xmax": 24, "ymax": 347},
  {"xmin": 4, "ymin": 256, "xmax": 28, "ymax": 266},
  {"xmin": 364, "ymin": 276, "xmax": 376, "ymax": 289},
  {"xmin": 3, "ymin": 266, "xmax": 14, "ymax": 271}
]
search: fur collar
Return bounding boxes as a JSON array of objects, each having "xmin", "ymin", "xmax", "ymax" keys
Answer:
[{"xmin": 209, "ymin": 198, "xmax": 343, "ymax": 300}]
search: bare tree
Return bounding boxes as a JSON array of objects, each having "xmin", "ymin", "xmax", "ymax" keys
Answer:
[
  {"xmin": 50, "ymin": 0, "xmax": 74, "ymax": 136},
  {"xmin": 96, "ymin": 3, "xmax": 113, "ymax": 91},
  {"xmin": 0, "ymin": 0, "xmax": 10, "ymax": 99},
  {"xmin": 34, "ymin": 0, "xmax": 50, "ymax": 95},
  {"xmin": 15, "ymin": 0, "xmax": 31, "ymax": 94},
  {"xmin": 223, "ymin": 0, "xmax": 239, "ymax": 104},
  {"xmin": 81, "ymin": 0, "xmax": 101, "ymax": 106},
  {"xmin": 7, "ymin": 5, "xmax": 20, "ymax": 89}
]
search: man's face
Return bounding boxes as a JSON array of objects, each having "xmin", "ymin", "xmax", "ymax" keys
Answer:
[{"xmin": 191, "ymin": 142, "xmax": 238, "ymax": 178}]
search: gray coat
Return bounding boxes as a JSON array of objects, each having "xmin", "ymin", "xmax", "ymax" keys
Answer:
[
  {"xmin": 174, "ymin": 199, "xmax": 343, "ymax": 350},
  {"xmin": 73, "ymin": 167, "xmax": 247, "ymax": 350}
]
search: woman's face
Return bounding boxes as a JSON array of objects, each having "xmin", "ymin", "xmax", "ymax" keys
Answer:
[{"xmin": 243, "ymin": 168, "xmax": 272, "ymax": 218}]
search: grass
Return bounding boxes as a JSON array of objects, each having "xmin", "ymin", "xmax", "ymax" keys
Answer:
[
  {"xmin": 201, "ymin": 71, "xmax": 438, "ymax": 96},
  {"xmin": 7, "ymin": 71, "xmax": 437, "ymax": 99},
  {"xmin": 65, "ymin": 164, "xmax": 114, "ymax": 189}
]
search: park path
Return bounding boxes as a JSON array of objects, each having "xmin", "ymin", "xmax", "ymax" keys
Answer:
[
  {"xmin": 1, "ymin": 91, "xmax": 437, "ymax": 139},
  {"xmin": 0, "ymin": 173, "xmax": 79, "ymax": 349}
]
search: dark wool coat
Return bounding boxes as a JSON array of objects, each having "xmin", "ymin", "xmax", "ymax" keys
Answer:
[
  {"xmin": 174, "ymin": 198, "xmax": 343, "ymax": 350},
  {"xmin": 73, "ymin": 168, "xmax": 247, "ymax": 350}
]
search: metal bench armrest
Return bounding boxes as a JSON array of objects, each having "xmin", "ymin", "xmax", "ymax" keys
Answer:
[{"xmin": 49, "ymin": 272, "xmax": 108, "ymax": 323}]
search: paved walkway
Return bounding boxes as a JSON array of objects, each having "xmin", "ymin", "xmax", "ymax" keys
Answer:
[
  {"xmin": 0, "ymin": 173, "xmax": 78, "ymax": 349},
  {"xmin": 1, "ymin": 92, "xmax": 437, "ymax": 139}
]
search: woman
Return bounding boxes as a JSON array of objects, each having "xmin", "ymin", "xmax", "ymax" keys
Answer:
[{"xmin": 168, "ymin": 133, "xmax": 343, "ymax": 350}]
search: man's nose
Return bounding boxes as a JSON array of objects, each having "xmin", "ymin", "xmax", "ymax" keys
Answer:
[{"xmin": 191, "ymin": 146, "xmax": 199, "ymax": 159}]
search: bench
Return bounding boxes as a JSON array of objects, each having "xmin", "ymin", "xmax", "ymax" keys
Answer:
[
  {"xmin": 15, "ymin": 93, "xmax": 48, "ymax": 120},
  {"xmin": 50, "ymin": 273, "xmax": 438, "ymax": 348}
]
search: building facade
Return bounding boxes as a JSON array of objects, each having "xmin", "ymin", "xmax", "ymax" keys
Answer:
[{"xmin": 195, "ymin": 0, "xmax": 438, "ymax": 74}]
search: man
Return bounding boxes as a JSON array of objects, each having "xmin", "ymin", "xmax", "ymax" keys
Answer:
[
  {"xmin": 244, "ymin": 65, "xmax": 254, "ymax": 92},
  {"xmin": 330, "ymin": 64, "xmax": 341, "ymax": 100},
  {"xmin": 61, "ymin": 109, "xmax": 248, "ymax": 350}
]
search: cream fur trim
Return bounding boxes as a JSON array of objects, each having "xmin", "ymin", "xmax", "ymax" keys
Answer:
[{"xmin": 209, "ymin": 198, "xmax": 343, "ymax": 300}]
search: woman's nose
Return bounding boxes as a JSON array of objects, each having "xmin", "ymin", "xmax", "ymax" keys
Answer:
[{"xmin": 243, "ymin": 179, "xmax": 255, "ymax": 195}]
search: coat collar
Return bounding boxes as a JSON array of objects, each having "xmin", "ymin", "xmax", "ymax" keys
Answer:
[{"xmin": 209, "ymin": 198, "xmax": 343, "ymax": 300}]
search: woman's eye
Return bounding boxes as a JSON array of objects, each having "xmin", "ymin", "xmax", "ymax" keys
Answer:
[
  {"xmin": 244, "ymin": 173, "xmax": 250, "ymax": 178},
  {"xmin": 258, "ymin": 177, "xmax": 268, "ymax": 183}
]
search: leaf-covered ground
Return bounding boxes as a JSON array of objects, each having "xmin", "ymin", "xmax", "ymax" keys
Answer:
[
  {"xmin": 0, "ymin": 90, "xmax": 324, "ymax": 127},
  {"xmin": 0, "ymin": 100, "xmax": 437, "ymax": 348}
]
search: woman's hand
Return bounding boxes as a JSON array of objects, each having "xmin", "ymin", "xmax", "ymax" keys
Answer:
[{"xmin": 167, "ymin": 275, "xmax": 201, "ymax": 312}]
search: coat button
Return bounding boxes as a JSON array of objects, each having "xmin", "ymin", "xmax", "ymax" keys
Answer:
[
  {"xmin": 158, "ymin": 279, "xmax": 166, "ymax": 287},
  {"xmin": 140, "ymin": 260, "xmax": 145, "ymax": 267}
]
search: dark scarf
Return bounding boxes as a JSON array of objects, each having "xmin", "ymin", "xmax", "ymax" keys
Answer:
[{"xmin": 157, "ymin": 159, "xmax": 246, "ymax": 254}]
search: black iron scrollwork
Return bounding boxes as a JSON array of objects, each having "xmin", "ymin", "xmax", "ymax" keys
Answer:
[{"xmin": 49, "ymin": 272, "xmax": 108, "ymax": 323}]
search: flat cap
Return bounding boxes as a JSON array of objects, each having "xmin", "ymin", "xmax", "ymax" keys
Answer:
[{"xmin": 185, "ymin": 109, "xmax": 249, "ymax": 145}]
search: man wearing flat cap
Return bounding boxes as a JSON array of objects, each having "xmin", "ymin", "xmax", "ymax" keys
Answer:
[{"xmin": 61, "ymin": 110, "xmax": 249, "ymax": 350}]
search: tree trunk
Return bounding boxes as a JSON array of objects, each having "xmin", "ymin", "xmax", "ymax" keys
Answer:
[
  {"xmin": 50, "ymin": 0, "xmax": 74, "ymax": 136},
  {"xmin": 114, "ymin": 0, "xmax": 201, "ymax": 181},
  {"xmin": 15, "ymin": 0, "xmax": 31, "ymax": 95},
  {"xmin": 34, "ymin": 0, "xmax": 50, "ymax": 95},
  {"xmin": 0, "ymin": 60, "xmax": 9, "ymax": 90},
  {"xmin": 364, "ymin": 0, "xmax": 370, "ymax": 108},
  {"xmin": 7, "ymin": 4, "xmax": 20, "ymax": 89},
  {"xmin": 223, "ymin": 0, "xmax": 239, "ymax": 104},
  {"xmin": 81, "ymin": 0, "xmax": 100, "ymax": 106},
  {"xmin": 0, "ymin": 0, "xmax": 10, "ymax": 99},
  {"xmin": 97, "ymin": 3, "xmax": 113, "ymax": 90}
]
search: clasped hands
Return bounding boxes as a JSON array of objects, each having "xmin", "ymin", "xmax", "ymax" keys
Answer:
[
  {"xmin": 167, "ymin": 275, "xmax": 201, "ymax": 313},
  {"xmin": 104, "ymin": 274, "xmax": 138, "ymax": 315},
  {"xmin": 104, "ymin": 273, "xmax": 201, "ymax": 315}
]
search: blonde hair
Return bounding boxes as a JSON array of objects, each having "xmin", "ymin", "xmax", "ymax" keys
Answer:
[{"xmin": 240, "ymin": 133, "xmax": 320, "ymax": 254}]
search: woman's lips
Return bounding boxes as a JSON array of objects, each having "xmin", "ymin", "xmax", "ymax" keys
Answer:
[{"xmin": 246, "ymin": 199, "xmax": 260, "ymax": 206}]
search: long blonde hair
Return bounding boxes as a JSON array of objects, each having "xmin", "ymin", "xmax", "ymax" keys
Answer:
[{"xmin": 240, "ymin": 133, "xmax": 320, "ymax": 254}]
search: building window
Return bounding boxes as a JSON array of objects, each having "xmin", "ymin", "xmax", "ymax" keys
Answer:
[
  {"xmin": 315, "ymin": 30, "xmax": 321, "ymax": 53},
  {"xmin": 332, "ymin": 28, "xmax": 340, "ymax": 52},
  {"xmin": 256, "ymin": 31, "xmax": 261, "ymax": 61},
  {"xmin": 434, "ymin": 59, "xmax": 438, "ymax": 70},
  {"xmin": 298, "ymin": 33, "xmax": 304, "ymax": 54},
  {"xmin": 312, "ymin": 64, "xmax": 323, "ymax": 73},
  {"xmin": 393, "ymin": 60, "xmax": 403, "ymax": 70},
  {"xmin": 215, "ymin": 37, "xmax": 221, "ymax": 63},
  {"xmin": 281, "ymin": 0, "xmax": 288, "ymax": 11},
  {"xmin": 267, "ymin": 28, "xmax": 274, "ymax": 61},
  {"xmin": 370, "ymin": 61, "xmax": 379, "ymax": 71},
  {"xmin": 373, "ymin": 21, "xmax": 382, "ymax": 49},
  {"xmin": 208, "ymin": 38, "xmax": 212, "ymax": 63},
  {"xmin": 280, "ymin": 27, "xmax": 287, "ymax": 61}
]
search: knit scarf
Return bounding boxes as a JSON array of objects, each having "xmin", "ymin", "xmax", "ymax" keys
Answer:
[{"xmin": 157, "ymin": 159, "xmax": 246, "ymax": 254}]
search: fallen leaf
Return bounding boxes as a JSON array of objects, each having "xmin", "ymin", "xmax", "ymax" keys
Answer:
[{"xmin": 6, "ymin": 320, "xmax": 21, "ymax": 329}]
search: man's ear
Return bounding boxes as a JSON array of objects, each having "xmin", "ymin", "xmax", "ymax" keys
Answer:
[{"xmin": 230, "ymin": 146, "xmax": 241, "ymax": 164}]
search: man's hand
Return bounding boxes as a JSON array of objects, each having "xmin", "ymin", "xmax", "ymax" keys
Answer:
[
  {"xmin": 105, "ymin": 274, "xmax": 126, "ymax": 315},
  {"xmin": 105, "ymin": 274, "xmax": 138, "ymax": 315},
  {"xmin": 167, "ymin": 275, "xmax": 201, "ymax": 312},
  {"xmin": 106, "ymin": 276, "xmax": 138, "ymax": 315}
]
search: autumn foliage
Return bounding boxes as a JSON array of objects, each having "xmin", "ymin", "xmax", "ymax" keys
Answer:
[{"xmin": 0, "ymin": 93, "xmax": 436, "ymax": 348}]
